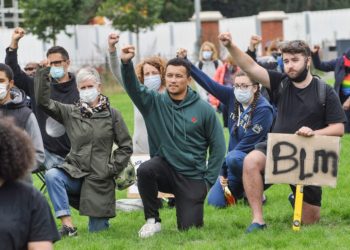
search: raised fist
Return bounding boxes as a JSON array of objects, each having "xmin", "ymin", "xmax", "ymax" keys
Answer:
[
  {"xmin": 10, "ymin": 27, "xmax": 25, "ymax": 49},
  {"xmin": 218, "ymin": 32, "xmax": 233, "ymax": 48},
  {"xmin": 312, "ymin": 45, "xmax": 320, "ymax": 54},
  {"xmin": 176, "ymin": 48, "xmax": 187, "ymax": 59},
  {"xmin": 108, "ymin": 33, "xmax": 120, "ymax": 52},
  {"xmin": 120, "ymin": 45, "xmax": 135, "ymax": 63}
]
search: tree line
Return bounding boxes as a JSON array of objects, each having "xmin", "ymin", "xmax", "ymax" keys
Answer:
[{"xmin": 18, "ymin": 0, "xmax": 350, "ymax": 45}]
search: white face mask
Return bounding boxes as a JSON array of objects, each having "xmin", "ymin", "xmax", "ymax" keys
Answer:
[
  {"xmin": 202, "ymin": 51, "xmax": 213, "ymax": 60},
  {"xmin": 234, "ymin": 88, "xmax": 253, "ymax": 105},
  {"xmin": 79, "ymin": 87, "xmax": 100, "ymax": 104},
  {"xmin": 0, "ymin": 83, "xmax": 8, "ymax": 100},
  {"xmin": 144, "ymin": 75, "xmax": 161, "ymax": 91}
]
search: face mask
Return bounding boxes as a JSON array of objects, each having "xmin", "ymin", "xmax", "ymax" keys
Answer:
[
  {"xmin": 0, "ymin": 83, "xmax": 8, "ymax": 100},
  {"xmin": 289, "ymin": 61, "xmax": 309, "ymax": 83},
  {"xmin": 202, "ymin": 51, "xmax": 213, "ymax": 60},
  {"xmin": 271, "ymin": 52, "xmax": 281, "ymax": 59},
  {"xmin": 79, "ymin": 87, "xmax": 100, "ymax": 104},
  {"xmin": 144, "ymin": 75, "xmax": 161, "ymax": 91},
  {"xmin": 234, "ymin": 88, "xmax": 253, "ymax": 104},
  {"xmin": 50, "ymin": 66, "xmax": 65, "ymax": 79}
]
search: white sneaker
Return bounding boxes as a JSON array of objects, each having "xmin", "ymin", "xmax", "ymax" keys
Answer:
[{"xmin": 138, "ymin": 218, "xmax": 161, "ymax": 238}]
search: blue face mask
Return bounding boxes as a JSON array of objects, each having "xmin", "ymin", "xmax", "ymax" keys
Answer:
[
  {"xmin": 202, "ymin": 51, "xmax": 213, "ymax": 60},
  {"xmin": 50, "ymin": 66, "xmax": 65, "ymax": 79},
  {"xmin": 234, "ymin": 88, "xmax": 253, "ymax": 105},
  {"xmin": 144, "ymin": 75, "xmax": 161, "ymax": 91}
]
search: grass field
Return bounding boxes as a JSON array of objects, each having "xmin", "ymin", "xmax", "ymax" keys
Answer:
[{"xmin": 35, "ymin": 91, "xmax": 350, "ymax": 250}]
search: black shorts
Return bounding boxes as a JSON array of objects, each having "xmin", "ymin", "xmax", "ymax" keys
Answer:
[{"xmin": 255, "ymin": 141, "xmax": 322, "ymax": 207}]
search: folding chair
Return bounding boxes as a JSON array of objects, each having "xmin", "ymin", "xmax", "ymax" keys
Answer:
[{"xmin": 32, "ymin": 164, "xmax": 46, "ymax": 193}]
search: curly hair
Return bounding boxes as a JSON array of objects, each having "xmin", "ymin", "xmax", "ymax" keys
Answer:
[
  {"xmin": 135, "ymin": 56, "xmax": 167, "ymax": 86},
  {"xmin": 232, "ymin": 71, "xmax": 260, "ymax": 135},
  {"xmin": 0, "ymin": 115, "xmax": 35, "ymax": 181}
]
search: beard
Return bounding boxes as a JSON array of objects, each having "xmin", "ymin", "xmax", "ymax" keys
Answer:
[{"xmin": 288, "ymin": 61, "xmax": 309, "ymax": 83}]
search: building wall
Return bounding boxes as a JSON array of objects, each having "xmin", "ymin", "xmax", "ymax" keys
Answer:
[{"xmin": 0, "ymin": 8, "xmax": 349, "ymax": 69}]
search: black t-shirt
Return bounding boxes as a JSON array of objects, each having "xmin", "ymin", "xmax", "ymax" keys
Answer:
[
  {"xmin": 268, "ymin": 70, "xmax": 346, "ymax": 133},
  {"xmin": 0, "ymin": 181, "xmax": 60, "ymax": 250}
]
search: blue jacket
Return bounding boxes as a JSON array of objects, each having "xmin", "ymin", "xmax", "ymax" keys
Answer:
[
  {"xmin": 312, "ymin": 49, "xmax": 350, "ymax": 98},
  {"xmin": 190, "ymin": 64, "xmax": 274, "ymax": 153}
]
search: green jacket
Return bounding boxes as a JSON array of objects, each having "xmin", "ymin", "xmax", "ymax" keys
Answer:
[
  {"xmin": 121, "ymin": 61, "xmax": 225, "ymax": 186},
  {"xmin": 35, "ymin": 67, "xmax": 132, "ymax": 218}
]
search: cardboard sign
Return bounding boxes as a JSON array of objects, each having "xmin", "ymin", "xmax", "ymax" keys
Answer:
[
  {"xmin": 265, "ymin": 133, "xmax": 340, "ymax": 187},
  {"xmin": 127, "ymin": 154, "xmax": 174, "ymax": 199}
]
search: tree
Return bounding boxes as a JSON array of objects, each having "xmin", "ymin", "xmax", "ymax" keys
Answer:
[
  {"xmin": 159, "ymin": 0, "xmax": 194, "ymax": 22},
  {"xmin": 20, "ymin": 0, "xmax": 81, "ymax": 45},
  {"xmin": 74, "ymin": 0, "xmax": 107, "ymax": 24},
  {"xmin": 98, "ymin": 0, "xmax": 163, "ymax": 62}
]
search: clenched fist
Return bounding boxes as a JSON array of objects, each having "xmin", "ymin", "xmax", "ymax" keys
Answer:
[
  {"xmin": 108, "ymin": 33, "xmax": 120, "ymax": 53},
  {"xmin": 120, "ymin": 45, "xmax": 136, "ymax": 63},
  {"xmin": 10, "ymin": 27, "xmax": 25, "ymax": 49},
  {"xmin": 218, "ymin": 32, "xmax": 233, "ymax": 48}
]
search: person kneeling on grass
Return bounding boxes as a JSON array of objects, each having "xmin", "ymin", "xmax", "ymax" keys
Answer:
[
  {"xmin": 0, "ymin": 115, "xmax": 60, "ymax": 249},
  {"xmin": 35, "ymin": 66, "xmax": 133, "ymax": 237},
  {"xmin": 120, "ymin": 44, "xmax": 226, "ymax": 238},
  {"xmin": 219, "ymin": 32, "xmax": 346, "ymax": 233},
  {"xmin": 177, "ymin": 48, "xmax": 274, "ymax": 207}
]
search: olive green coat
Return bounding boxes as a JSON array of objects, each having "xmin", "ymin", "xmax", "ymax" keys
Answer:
[{"xmin": 35, "ymin": 67, "xmax": 132, "ymax": 218}]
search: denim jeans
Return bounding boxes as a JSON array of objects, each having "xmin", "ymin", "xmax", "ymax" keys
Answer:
[
  {"xmin": 44, "ymin": 149, "xmax": 65, "ymax": 170},
  {"xmin": 207, "ymin": 150, "xmax": 246, "ymax": 207},
  {"xmin": 45, "ymin": 168, "xmax": 109, "ymax": 232}
]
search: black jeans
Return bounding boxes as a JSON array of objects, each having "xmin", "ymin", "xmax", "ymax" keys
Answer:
[{"xmin": 137, "ymin": 156, "xmax": 207, "ymax": 230}]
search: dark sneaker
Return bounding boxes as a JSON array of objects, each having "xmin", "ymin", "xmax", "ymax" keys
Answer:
[
  {"xmin": 59, "ymin": 225, "xmax": 78, "ymax": 237},
  {"xmin": 288, "ymin": 193, "xmax": 295, "ymax": 208},
  {"xmin": 167, "ymin": 198, "xmax": 176, "ymax": 208},
  {"xmin": 246, "ymin": 223, "xmax": 267, "ymax": 233}
]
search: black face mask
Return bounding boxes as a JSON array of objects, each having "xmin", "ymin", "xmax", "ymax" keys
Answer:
[
  {"xmin": 288, "ymin": 60, "xmax": 309, "ymax": 83},
  {"xmin": 271, "ymin": 52, "xmax": 281, "ymax": 59}
]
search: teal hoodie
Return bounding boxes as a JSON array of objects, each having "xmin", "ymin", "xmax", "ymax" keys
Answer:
[{"xmin": 121, "ymin": 61, "xmax": 226, "ymax": 186}]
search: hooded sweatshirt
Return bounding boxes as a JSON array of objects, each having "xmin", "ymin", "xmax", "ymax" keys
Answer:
[
  {"xmin": 5, "ymin": 47, "xmax": 79, "ymax": 158},
  {"xmin": 190, "ymin": 64, "xmax": 274, "ymax": 153},
  {"xmin": 0, "ymin": 87, "xmax": 45, "ymax": 169},
  {"xmin": 121, "ymin": 61, "xmax": 226, "ymax": 186}
]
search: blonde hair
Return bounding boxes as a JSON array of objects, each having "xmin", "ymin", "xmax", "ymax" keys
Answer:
[
  {"xmin": 199, "ymin": 41, "xmax": 219, "ymax": 61},
  {"xmin": 136, "ymin": 56, "xmax": 167, "ymax": 86}
]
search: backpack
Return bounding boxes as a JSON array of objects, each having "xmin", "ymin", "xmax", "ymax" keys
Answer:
[
  {"xmin": 110, "ymin": 107, "xmax": 136, "ymax": 190},
  {"xmin": 198, "ymin": 60, "xmax": 219, "ymax": 70},
  {"xmin": 274, "ymin": 76, "xmax": 327, "ymax": 108}
]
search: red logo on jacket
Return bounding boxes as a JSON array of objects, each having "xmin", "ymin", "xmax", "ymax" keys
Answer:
[{"xmin": 191, "ymin": 117, "xmax": 197, "ymax": 123}]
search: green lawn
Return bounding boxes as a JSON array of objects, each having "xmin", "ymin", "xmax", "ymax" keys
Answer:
[{"xmin": 35, "ymin": 91, "xmax": 350, "ymax": 250}]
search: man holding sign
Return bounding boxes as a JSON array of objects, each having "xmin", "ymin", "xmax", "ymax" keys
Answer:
[{"xmin": 219, "ymin": 33, "xmax": 346, "ymax": 232}]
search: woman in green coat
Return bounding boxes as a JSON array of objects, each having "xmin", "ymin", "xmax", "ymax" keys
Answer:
[{"xmin": 35, "ymin": 66, "xmax": 132, "ymax": 237}]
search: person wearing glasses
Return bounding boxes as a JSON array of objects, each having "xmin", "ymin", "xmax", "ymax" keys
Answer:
[
  {"xmin": 5, "ymin": 27, "xmax": 79, "ymax": 171},
  {"xmin": 177, "ymin": 48, "xmax": 274, "ymax": 208},
  {"xmin": 219, "ymin": 33, "xmax": 346, "ymax": 233}
]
